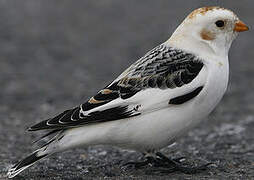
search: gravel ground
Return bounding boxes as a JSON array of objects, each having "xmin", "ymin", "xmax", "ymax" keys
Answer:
[{"xmin": 0, "ymin": 1, "xmax": 254, "ymax": 179}]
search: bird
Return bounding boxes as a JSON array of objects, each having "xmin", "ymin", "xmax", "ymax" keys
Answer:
[{"xmin": 7, "ymin": 6, "xmax": 248, "ymax": 178}]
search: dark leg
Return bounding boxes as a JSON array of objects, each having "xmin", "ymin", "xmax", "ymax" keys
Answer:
[
  {"xmin": 122, "ymin": 151, "xmax": 185, "ymax": 169},
  {"xmin": 153, "ymin": 152, "xmax": 213, "ymax": 174},
  {"xmin": 123, "ymin": 151, "xmax": 213, "ymax": 174},
  {"xmin": 123, "ymin": 156, "xmax": 157, "ymax": 168},
  {"xmin": 123, "ymin": 150, "xmax": 160, "ymax": 169}
]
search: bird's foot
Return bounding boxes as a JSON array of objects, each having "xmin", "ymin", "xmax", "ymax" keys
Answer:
[
  {"xmin": 123, "ymin": 152, "xmax": 213, "ymax": 174},
  {"xmin": 152, "ymin": 152, "xmax": 213, "ymax": 174},
  {"xmin": 123, "ymin": 156, "xmax": 157, "ymax": 168},
  {"xmin": 122, "ymin": 152, "xmax": 185, "ymax": 169}
]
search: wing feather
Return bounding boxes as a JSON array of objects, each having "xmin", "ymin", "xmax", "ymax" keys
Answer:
[{"xmin": 28, "ymin": 44, "xmax": 204, "ymax": 131}]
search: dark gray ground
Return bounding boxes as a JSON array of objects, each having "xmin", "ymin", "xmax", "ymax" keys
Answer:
[{"xmin": 0, "ymin": 1, "xmax": 254, "ymax": 179}]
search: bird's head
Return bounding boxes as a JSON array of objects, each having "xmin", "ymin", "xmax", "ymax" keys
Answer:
[{"xmin": 167, "ymin": 7, "xmax": 249, "ymax": 57}]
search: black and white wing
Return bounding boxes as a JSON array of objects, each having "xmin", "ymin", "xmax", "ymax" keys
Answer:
[{"xmin": 28, "ymin": 44, "xmax": 204, "ymax": 131}]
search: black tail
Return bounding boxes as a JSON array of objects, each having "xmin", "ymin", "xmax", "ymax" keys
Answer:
[{"xmin": 7, "ymin": 149, "xmax": 48, "ymax": 178}]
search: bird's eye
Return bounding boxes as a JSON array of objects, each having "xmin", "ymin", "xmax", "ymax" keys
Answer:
[{"xmin": 215, "ymin": 20, "xmax": 225, "ymax": 28}]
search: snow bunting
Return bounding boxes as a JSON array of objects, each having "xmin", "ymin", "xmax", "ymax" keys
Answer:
[{"xmin": 8, "ymin": 6, "xmax": 248, "ymax": 178}]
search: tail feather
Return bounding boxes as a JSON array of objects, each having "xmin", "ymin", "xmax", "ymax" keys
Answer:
[
  {"xmin": 32, "ymin": 129, "xmax": 60, "ymax": 144},
  {"xmin": 7, "ymin": 149, "xmax": 48, "ymax": 178}
]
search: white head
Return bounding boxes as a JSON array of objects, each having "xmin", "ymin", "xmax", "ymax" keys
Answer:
[{"xmin": 167, "ymin": 7, "xmax": 249, "ymax": 57}]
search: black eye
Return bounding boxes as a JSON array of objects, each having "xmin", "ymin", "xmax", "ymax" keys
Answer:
[{"xmin": 215, "ymin": 20, "xmax": 225, "ymax": 27}]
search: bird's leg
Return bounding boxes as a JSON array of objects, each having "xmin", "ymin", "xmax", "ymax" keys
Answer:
[
  {"xmin": 152, "ymin": 152, "xmax": 213, "ymax": 174},
  {"xmin": 123, "ymin": 151, "xmax": 212, "ymax": 174},
  {"xmin": 123, "ymin": 151, "xmax": 158, "ymax": 168},
  {"xmin": 123, "ymin": 150, "xmax": 185, "ymax": 169}
]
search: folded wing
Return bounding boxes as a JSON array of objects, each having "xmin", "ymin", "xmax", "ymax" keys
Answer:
[{"xmin": 28, "ymin": 44, "xmax": 204, "ymax": 131}]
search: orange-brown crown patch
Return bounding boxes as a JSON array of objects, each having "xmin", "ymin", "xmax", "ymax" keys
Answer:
[{"xmin": 188, "ymin": 6, "xmax": 224, "ymax": 19}]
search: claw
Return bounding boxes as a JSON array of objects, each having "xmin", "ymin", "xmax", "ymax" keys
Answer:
[
  {"xmin": 172, "ymin": 157, "xmax": 186, "ymax": 163},
  {"xmin": 155, "ymin": 152, "xmax": 180, "ymax": 166},
  {"xmin": 123, "ymin": 152, "xmax": 213, "ymax": 175},
  {"xmin": 154, "ymin": 152, "xmax": 213, "ymax": 174},
  {"xmin": 122, "ymin": 158, "xmax": 153, "ymax": 169}
]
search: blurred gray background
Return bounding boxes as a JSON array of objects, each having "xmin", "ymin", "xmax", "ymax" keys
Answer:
[{"xmin": 0, "ymin": 0, "xmax": 253, "ymax": 179}]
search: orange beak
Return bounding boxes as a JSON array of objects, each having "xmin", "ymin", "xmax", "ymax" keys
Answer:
[{"xmin": 234, "ymin": 20, "xmax": 249, "ymax": 32}]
